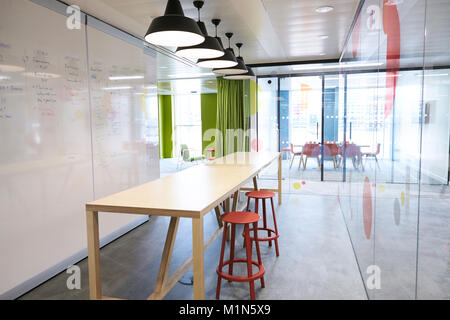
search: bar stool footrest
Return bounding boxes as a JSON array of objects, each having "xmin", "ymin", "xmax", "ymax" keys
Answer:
[
  {"xmin": 242, "ymin": 227, "xmax": 279, "ymax": 242},
  {"xmin": 216, "ymin": 259, "xmax": 265, "ymax": 282}
]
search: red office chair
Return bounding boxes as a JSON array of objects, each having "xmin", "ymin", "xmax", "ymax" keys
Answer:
[
  {"xmin": 289, "ymin": 143, "xmax": 303, "ymax": 169},
  {"xmin": 323, "ymin": 143, "xmax": 339, "ymax": 169},
  {"xmin": 339, "ymin": 143, "xmax": 363, "ymax": 170},
  {"xmin": 301, "ymin": 143, "xmax": 321, "ymax": 170}
]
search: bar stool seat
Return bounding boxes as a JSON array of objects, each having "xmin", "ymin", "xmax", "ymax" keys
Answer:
[
  {"xmin": 216, "ymin": 211, "xmax": 265, "ymax": 300},
  {"xmin": 247, "ymin": 190, "xmax": 275, "ymax": 199},
  {"xmin": 244, "ymin": 190, "xmax": 280, "ymax": 257},
  {"xmin": 221, "ymin": 211, "xmax": 259, "ymax": 224}
]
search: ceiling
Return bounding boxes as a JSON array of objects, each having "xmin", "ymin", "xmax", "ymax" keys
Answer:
[
  {"xmin": 66, "ymin": 0, "xmax": 360, "ymax": 66},
  {"xmin": 64, "ymin": 0, "xmax": 450, "ymax": 85}
]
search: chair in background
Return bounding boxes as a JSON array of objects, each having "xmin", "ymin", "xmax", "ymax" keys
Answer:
[
  {"xmin": 338, "ymin": 143, "xmax": 364, "ymax": 170},
  {"xmin": 281, "ymin": 146, "xmax": 291, "ymax": 161},
  {"xmin": 206, "ymin": 148, "xmax": 216, "ymax": 161},
  {"xmin": 301, "ymin": 142, "xmax": 321, "ymax": 170},
  {"xmin": 177, "ymin": 144, "xmax": 205, "ymax": 169},
  {"xmin": 322, "ymin": 142, "xmax": 339, "ymax": 170},
  {"xmin": 362, "ymin": 143, "xmax": 381, "ymax": 168},
  {"xmin": 289, "ymin": 143, "xmax": 303, "ymax": 169}
]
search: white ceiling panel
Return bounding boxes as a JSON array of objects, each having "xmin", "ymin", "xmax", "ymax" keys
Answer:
[{"xmin": 66, "ymin": 0, "xmax": 360, "ymax": 66}]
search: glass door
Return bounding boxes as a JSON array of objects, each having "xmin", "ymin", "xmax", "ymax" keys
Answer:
[{"xmin": 280, "ymin": 75, "xmax": 323, "ymax": 192}]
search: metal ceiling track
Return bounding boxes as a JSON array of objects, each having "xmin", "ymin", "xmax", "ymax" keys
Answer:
[{"xmin": 57, "ymin": 0, "xmax": 199, "ymax": 68}]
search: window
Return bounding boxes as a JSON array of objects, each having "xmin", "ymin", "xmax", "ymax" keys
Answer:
[{"xmin": 173, "ymin": 93, "xmax": 202, "ymax": 158}]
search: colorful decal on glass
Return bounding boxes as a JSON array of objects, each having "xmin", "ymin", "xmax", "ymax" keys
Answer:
[
  {"xmin": 299, "ymin": 84, "xmax": 312, "ymax": 111},
  {"xmin": 251, "ymin": 138, "xmax": 261, "ymax": 151},
  {"xmin": 394, "ymin": 198, "xmax": 401, "ymax": 225},
  {"xmin": 352, "ymin": 15, "xmax": 361, "ymax": 58},
  {"xmin": 383, "ymin": 0, "xmax": 401, "ymax": 118},
  {"xmin": 363, "ymin": 176, "xmax": 373, "ymax": 239}
]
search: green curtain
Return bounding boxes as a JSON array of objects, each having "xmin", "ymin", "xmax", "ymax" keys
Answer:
[
  {"xmin": 158, "ymin": 95, "xmax": 173, "ymax": 159},
  {"xmin": 216, "ymin": 77, "xmax": 250, "ymax": 157},
  {"xmin": 201, "ymin": 93, "xmax": 218, "ymax": 156}
]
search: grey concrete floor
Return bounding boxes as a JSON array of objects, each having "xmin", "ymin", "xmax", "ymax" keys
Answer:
[
  {"xmin": 18, "ymin": 192, "xmax": 367, "ymax": 300},
  {"xmin": 17, "ymin": 158, "xmax": 450, "ymax": 300}
]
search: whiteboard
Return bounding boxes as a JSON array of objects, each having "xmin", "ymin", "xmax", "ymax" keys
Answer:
[
  {"xmin": 86, "ymin": 19, "xmax": 160, "ymax": 236},
  {"xmin": 0, "ymin": 0, "xmax": 159, "ymax": 296}
]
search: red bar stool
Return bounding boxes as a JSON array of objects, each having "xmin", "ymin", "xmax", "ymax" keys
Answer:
[
  {"xmin": 216, "ymin": 211, "xmax": 265, "ymax": 300},
  {"xmin": 244, "ymin": 190, "xmax": 280, "ymax": 257}
]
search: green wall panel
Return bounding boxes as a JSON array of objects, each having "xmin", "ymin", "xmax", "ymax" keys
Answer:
[
  {"xmin": 158, "ymin": 95, "xmax": 173, "ymax": 159},
  {"xmin": 201, "ymin": 93, "xmax": 217, "ymax": 155}
]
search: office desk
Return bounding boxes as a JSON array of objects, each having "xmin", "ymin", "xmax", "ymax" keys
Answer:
[{"xmin": 85, "ymin": 151, "xmax": 281, "ymax": 300}]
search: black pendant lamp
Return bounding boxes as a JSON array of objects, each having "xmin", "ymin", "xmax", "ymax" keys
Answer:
[
  {"xmin": 213, "ymin": 41, "xmax": 247, "ymax": 75},
  {"xmin": 144, "ymin": 0, "xmax": 205, "ymax": 47},
  {"xmin": 223, "ymin": 66, "xmax": 255, "ymax": 80},
  {"xmin": 197, "ymin": 20, "xmax": 238, "ymax": 69},
  {"xmin": 175, "ymin": 1, "xmax": 224, "ymax": 60}
]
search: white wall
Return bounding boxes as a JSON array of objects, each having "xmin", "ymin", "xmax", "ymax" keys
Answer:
[{"xmin": 0, "ymin": 0, "xmax": 159, "ymax": 297}]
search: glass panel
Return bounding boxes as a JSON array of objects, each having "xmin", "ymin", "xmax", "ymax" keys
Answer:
[
  {"xmin": 323, "ymin": 74, "xmax": 346, "ymax": 182},
  {"xmin": 280, "ymin": 75, "xmax": 323, "ymax": 192},
  {"xmin": 337, "ymin": 0, "xmax": 450, "ymax": 300},
  {"xmin": 257, "ymin": 77, "xmax": 279, "ymax": 154},
  {"xmin": 257, "ymin": 77, "xmax": 279, "ymax": 186},
  {"xmin": 252, "ymin": 0, "xmax": 450, "ymax": 300},
  {"xmin": 416, "ymin": 0, "xmax": 450, "ymax": 299}
]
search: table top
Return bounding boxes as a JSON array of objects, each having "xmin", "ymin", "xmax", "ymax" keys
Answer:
[
  {"xmin": 205, "ymin": 151, "xmax": 279, "ymax": 167},
  {"xmin": 86, "ymin": 152, "xmax": 280, "ymax": 218}
]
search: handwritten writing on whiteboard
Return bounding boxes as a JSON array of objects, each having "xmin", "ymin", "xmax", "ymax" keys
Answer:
[
  {"xmin": 27, "ymin": 49, "xmax": 57, "ymax": 117},
  {"xmin": 0, "ymin": 82, "xmax": 24, "ymax": 120},
  {"xmin": 0, "ymin": 99, "xmax": 12, "ymax": 120},
  {"xmin": 63, "ymin": 56, "xmax": 86, "ymax": 121}
]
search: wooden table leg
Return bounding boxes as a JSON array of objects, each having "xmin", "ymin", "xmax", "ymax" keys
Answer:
[
  {"xmin": 278, "ymin": 153, "xmax": 282, "ymax": 205},
  {"xmin": 192, "ymin": 217, "xmax": 205, "ymax": 300},
  {"xmin": 214, "ymin": 206, "xmax": 223, "ymax": 228},
  {"xmin": 86, "ymin": 210, "xmax": 101, "ymax": 300},
  {"xmin": 225, "ymin": 198, "xmax": 230, "ymax": 213},
  {"xmin": 231, "ymin": 190, "xmax": 239, "ymax": 212},
  {"xmin": 225, "ymin": 196, "xmax": 234, "ymax": 240},
  {"xmin": 253, "ymin": 176, "xmax": 258, "ymax": 190},
  {"xmin": 150, "ymin": 217, "xmax": 180, "ymax": 299}
]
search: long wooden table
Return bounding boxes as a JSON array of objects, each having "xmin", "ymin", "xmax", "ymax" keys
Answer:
[{"xmin": 85, "ymin": 151, "xmax": 281, "ymax": 300}]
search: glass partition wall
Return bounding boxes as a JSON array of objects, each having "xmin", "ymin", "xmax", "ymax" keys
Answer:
[{"xmin": 255, "ymin": 0, "xmax": 450, "ymax": 299}]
